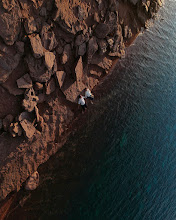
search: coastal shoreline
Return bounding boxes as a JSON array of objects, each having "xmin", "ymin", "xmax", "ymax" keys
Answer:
[{"xmin": 0, "ymin": 0, "xmax": 162, "ymax": 217}]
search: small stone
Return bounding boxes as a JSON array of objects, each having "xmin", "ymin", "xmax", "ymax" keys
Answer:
[
  {"xmin": 17, "ymin": 74, "xmax": 33, "ymax": 89},
  {"xmin": 87, "ymin": 37, "xmax": 98, "ymax": 63},
  {"xmin": 78, "ymin": 43, "xmax": 86, "ymax": 56},
  {"xmin": 56, "ymin": 71, "xmax": 66, "ymax": 88},
  {"xmin": 98, "ymin": 39, "xmax": 108, "ymax": 55},
  {"xmin": 24, "ymin": 17, "xmax": 38, "ymax": 34},
  {"xmin": 75, "ymin": 56, "xmax": 83, "ymax": 84},
  {"xmin": 25, "ymin": 171, "xmax": 39, "ymax": 190},
  {"xmin": 61, "ymin": 44, "xmax": 71, "ymax": 65},
  {"xmin": 20, "ymin": 119, "xmax": 36, "ymax": 139},
  {"xmin": 3, "ymin": 114, "xmax": 14, "ymax": 131},
  {"xmin": 18, "ymin": 112, "xmax": 32, "ymax": 122},
  {"xmin": 22, "ymin": 88, "xmax": 39, "ymax": 112},
  {"xmin": 29, "ymin": 34, "xmax": 44, "ymax": 58},
  {"xmin": 34, "ymin": 82, "xmax": 43, "ymax": 90},
  {"xmin": 41, "ymin": 23, "xmax": 58, "ymax": 51},
  {"xmin": 95, "ymin": 23, "xmax": 110, "ymax": 39},
  {"xmin": 45, "ymin": 78, "xmax": 56, "ymax": 95},
  {"xmin": 44, "ymin": 52, "xmax": 55, "ymax": 70},
  {"xmin": 94, "ymin": 12, "xmax": 100, "ymax": 23},
  {"xmin": 75, "ymin": 34, "xmax": 85, "ymax": 46},
  {"xmin": 9, "ymin": 122, "xmax": 22, "ymax": 137}
]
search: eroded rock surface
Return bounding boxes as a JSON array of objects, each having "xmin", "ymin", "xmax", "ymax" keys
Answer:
[{"xmin": 0, "ymin": 0, "xmax": 162, "ymax": 204}]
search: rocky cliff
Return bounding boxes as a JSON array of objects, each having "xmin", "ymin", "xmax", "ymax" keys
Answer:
[{"xmin": 0, "ymin": 0, "xmax": 162, "ymax": 202}]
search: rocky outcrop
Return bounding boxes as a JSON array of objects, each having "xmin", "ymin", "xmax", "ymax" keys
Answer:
[{"xmin": 0, "ymin": 0, "xmax": 162, "ymax": 203}]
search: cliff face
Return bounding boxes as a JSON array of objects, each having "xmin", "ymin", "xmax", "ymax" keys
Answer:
[{"xmin": 0, "ymin": 0, "xmax": 162, "ymax": 201}]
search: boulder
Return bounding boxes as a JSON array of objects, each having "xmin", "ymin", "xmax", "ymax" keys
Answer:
[
  {"xmin": 29, "ymin": 34, "xmax": 44, "ymax": 58},
  {"xmin": 15, "ymin": 41, "xmax": 24, "ymax": 54},
  {"xmin": 25, "ymin": 171, "xmax": 39, "ymax": 190},
  {"xmin": 9, "ymin": 122, "xmax": 22, "ymax": 137},
  {"xmin": 75, "ymin": 34, "xmax": 85, "ymax": 46},
  {"xmin": 22, "ymin": 88, "xmax": 39, "ymax": 112},
  {"xmin": 0, "ymin": 1, "xmax": 21, "ymax": 45},
  {"xmin": 95, "ymin": 23, "xmax": 110, "ymax": 39},
  {"xmin": 20, "ymin": 119, "xmax": 36, "ymax": 139},
  {"xmin": 3, "ymin": 114, "xmax": 14, "ymax": 131},
  {"xmin": 62, "ymin": 80, "xmax": 86, "ymax": 103},
  {"xmin": 45, "ymin": 78, "xmax": 56, "ymax": 95},
  {"xmin": 44, "ymin": 52, "xmax": 55, "ymax": 71},
  {"xmin": 41, "ymin": 23, "xmax": 58, "ymax": 51},
  {"xmin": 61, "ymin": 44, "xmax": 71, "ymax": 65},
  {"xmin": 0, "ymin": 41, "xmax": 22, "ymax": 83},
  {"xmin": 34, "ymin": 82, "xmax": 43, "ymax": 91},
  {"xmin": 87, "ymin": 37, "xmax": 98, "ymax": 64},
  {"xmin": 24, "ymin": 17, "xmax": 37, "ymax": 34},
  {"xmin": 17, "ymin": 74, "xmax": 33, "ymax": 89},
  {"xmin": 98, "ymin": 39, "xmax": 108, "ymax": 55},
  {"xmin": 78, "ymin": 43, "xmax": 86, "ymax": 56},
  {"xmin": 75, "ymin": 56, "xmax": 83, "ymax": 84},
  {"xmin": 18, "ymin": 111, "xmax": 32, "ymax": 122},
  {"xmin": 26, "ymin": 54, "xmax": 52, "ymax": 83},
  {"xmin": 90, "ymin": 55, "xmax": 112, "ymax": 73},
  {"xmin": 56, "ymin": 71, "xmax": 66, "ymax": 88}
]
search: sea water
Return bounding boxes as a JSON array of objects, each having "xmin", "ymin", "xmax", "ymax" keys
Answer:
[{"xmin": 17, "ymin": 0, "xmax": 176, "ymax": 219}]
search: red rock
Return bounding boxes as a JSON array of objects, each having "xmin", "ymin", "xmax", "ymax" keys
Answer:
[
  {"xmin": 75, "ymin": 56, "xmax": 83, "ymax": 84},
  {"xmin": 24, "ymin": 17, "xmax": 37, "ymax": 34},
  {"xmin": 17, "ymin": 74, "xmax": 33, "ymax": 89},
  {"xmin": 95, "ymin": 23, "xmax": 110, "ymax": 39},
  {"xmin": 20, "ymin": 119, "xmax": 36, "ymax": 139},
  {"xmin": 9, "ymin": 122, "xmax": 22, "ymax": 137},
  {"xmin": 25, "ymin": 171, "xmax": 39, "ymax": 190},
  {"xmin": 34, "ymin": 82, "xmax": 43, "ymax": 91},
  {"xmin": 44, "ymin": 52, "xmax": 55, "ymax": 71},
  {"xmin": 0, "ymin": 41, "xmax": 22, "ymax": 83},
  {"xmin": 75, "ymin": 34, "xmax": 85, "ymax": 46},
  {"xmin": 61, "ymin": 44, "xmax": 71, "ymax": 65},
  {"xmin": 87, "ymin": 37, "xmax": 98, "ymax": 64},
  {"xmin": 18, "ymin": 111, "xmax": 32, "ymax": 122},
  {"xmin": 78, "ymin": 43, "xmax": 86, "ymax": 56},
  {"xmin": 62, "ymin": 80, "xmax": 85, "ymax": 103},
  {"xmin": 41, "ymin": 23, "xmax": 58, "ymax": 51},
  {"xmin": 22, "ymin": 88, "xmax": 39, "ymax": 112},
  {"xmin": 0, "ymin": 1, "xmax": 21, "ymax": 45},
  {"xmin": 45, "ymin": 78, "xmax": 56, "ymax": 95},
  {"xmin": 90, "ymin": 55, "xmax": 112, "ymax": 73},
  {"xmin": 56, "ymin": 71, "xmax": 66, "ymax": 88},
  {"xmin": 26, "ymin": 54, "xmax": 52, "ymax": 83},
  {"xmin": 29, "ymin": 34, "xmax": 44, "ymax": 58}
]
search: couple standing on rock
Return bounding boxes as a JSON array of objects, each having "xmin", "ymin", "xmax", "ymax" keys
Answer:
[{"xmin": 78, "ymin": 88, "xmax": 94, "ymax": 112}]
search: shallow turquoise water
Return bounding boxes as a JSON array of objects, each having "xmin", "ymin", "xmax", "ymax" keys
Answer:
[{"xmin": 20, "ymin": 1, "xmax": 176, "ymax": 219}]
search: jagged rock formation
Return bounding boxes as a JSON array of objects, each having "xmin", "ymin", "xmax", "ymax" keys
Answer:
[{"xmin": 0, "ymin": 0, "xmax": 162, "ymax": 201}]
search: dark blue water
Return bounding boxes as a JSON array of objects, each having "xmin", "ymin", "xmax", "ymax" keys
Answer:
[
  {"xmin": 20, "ymin": 1, "xmax": 176, "ymax": 219},
  {"xmin": 63, "ymin": 1, "xmax": 176, "ymax": 219}
]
